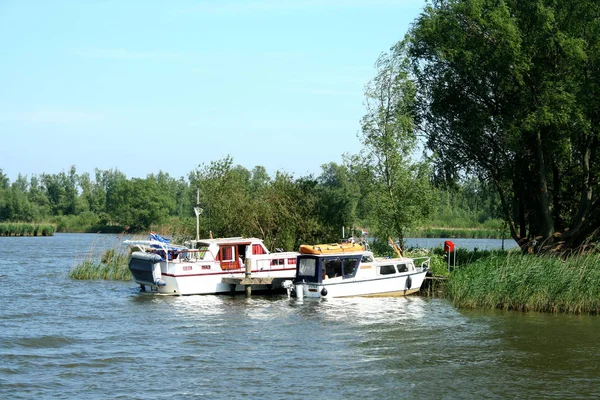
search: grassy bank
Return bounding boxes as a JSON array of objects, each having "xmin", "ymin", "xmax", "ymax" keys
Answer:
[
  {"xmin": 69, "ymin": 249, "xmax": 131, "ymax": 280},
  {"xmin": 0, "ymin": 223, "xmax": 56, "ymax": 236},
  {"xmin": 446, "ymin": 252, "xmax": 600, "ymax": 314}
]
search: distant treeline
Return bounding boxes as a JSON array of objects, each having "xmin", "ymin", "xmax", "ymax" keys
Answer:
[{"xmin": 0, "ymin": 159, "xmax": 501, "ymax": 249}]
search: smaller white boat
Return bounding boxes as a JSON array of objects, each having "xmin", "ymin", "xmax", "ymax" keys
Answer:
[
  {"xmin": 283, "ymin": 245, "xmax": 429, "ymax": 299},
  {"xmin": 124, "ymin": 234, "xmax": 298, "ymax": 295}
]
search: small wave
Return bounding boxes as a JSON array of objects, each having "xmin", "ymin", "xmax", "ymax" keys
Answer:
[{"xmin": 15, "ymin": 335, "xmax": 74, "ymax": 349}]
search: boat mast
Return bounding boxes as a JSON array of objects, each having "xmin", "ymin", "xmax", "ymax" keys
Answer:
[{"xmin": 194, "ymin": 187, "xmax": 202, "ymax": 241}]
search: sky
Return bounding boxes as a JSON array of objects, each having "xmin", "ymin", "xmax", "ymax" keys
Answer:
[{"xmin": 1, "ymin": 0, "xmax": 426, "ymax": 183}]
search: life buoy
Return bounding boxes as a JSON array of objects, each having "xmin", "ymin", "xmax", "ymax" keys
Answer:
[{"xmin": 406, "ymin": 275, "xmax": 412, "ymax": 290}]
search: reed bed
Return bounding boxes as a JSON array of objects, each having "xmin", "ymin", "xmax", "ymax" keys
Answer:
[
  {"xmin": 447, "ymin": 252, "xmax": 600, "ymax": 314},
  {"xmin": 0, "ymin": 223, "xmax": 56, "ymax": 236},
  {"xmin": 69, "ymin": 248, "xmax": 131, "ymax": 280}
]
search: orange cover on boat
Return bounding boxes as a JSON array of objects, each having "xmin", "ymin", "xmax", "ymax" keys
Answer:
[{"xmin": 299, "ymin": 243, "xmax": 364, "ymax": 255}]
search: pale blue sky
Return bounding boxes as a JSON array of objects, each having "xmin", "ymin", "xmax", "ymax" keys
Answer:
[{"xmin": 1, "ymin": 0, "xmax": 425, "ymax": 182}]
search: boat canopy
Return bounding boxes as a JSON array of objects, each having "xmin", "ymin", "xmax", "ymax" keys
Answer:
[{"xmin": 294, "ymin": 253, "xmax": 362, "ymax": 283}]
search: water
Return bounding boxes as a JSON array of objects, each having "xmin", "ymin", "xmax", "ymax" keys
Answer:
[
  {"xmin": 405, "ymin": 237, "xmax": 517, "ymax": 251},
  {"xmin": 1, "ymin": 234, "xmax": 599, "ymax": 399}
]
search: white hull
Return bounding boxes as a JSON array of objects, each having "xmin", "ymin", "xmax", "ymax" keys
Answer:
[
  {"xmin": 296, "ymin": 270, "xmax": 427, "ymax": 299},
  {"xmin": 154, "ymin": 268, "xmax": 295, "ymax": 295},
  {"xmin": 287, "ymin": 249, "xmax": 430, "ymax": 299}
]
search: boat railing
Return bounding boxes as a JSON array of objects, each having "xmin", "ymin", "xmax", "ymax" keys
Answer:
[{"xmin": 411, "ymin": 256, "xmax": 431, "ymax": 272}]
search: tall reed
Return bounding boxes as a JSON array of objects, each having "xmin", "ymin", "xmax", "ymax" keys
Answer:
[
  {"xmin": 447, "ymin": 252, "xmax": 600, "ymax": 314},
  {"xmin": 69, "ymin": 248, "xmax": 131, "ymax": 280},
  {"xmin": 0, "ymin": 223, "xmax": 56, "ymax": 236}
]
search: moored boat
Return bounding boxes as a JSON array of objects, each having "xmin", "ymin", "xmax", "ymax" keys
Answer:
[
  {"xmin": 283, "ymin": 245, "xmax": 429, "ymax": 299},
  {"xmin": 124, "ymin": 234, "xmax": 299, "ymax": 295}
]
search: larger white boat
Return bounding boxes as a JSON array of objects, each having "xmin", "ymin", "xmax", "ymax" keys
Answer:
[
  {"xmin": 283, "ymin": 244, "xmax": 429, "ymax": 299},
  {"xmin": 124, "ymin": 234, "xmax": 298, "ymax": 295}
]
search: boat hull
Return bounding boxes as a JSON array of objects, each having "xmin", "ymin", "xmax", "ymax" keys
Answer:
[
  {"xmin": 128, "ymin": 252, "xmax": 296, "ymax": 295},
  {"xmin": 294, "ymin": 270, "xmax": 427, "ymax": 299}
]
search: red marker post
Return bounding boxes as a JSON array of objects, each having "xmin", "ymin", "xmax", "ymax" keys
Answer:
[{"xmin": 444, "ymin": 240, "xmax": 456, "ymax": 272}]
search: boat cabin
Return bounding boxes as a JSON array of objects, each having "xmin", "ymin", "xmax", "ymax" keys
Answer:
[{"xmin": 294, "ymin": 252, "xmax": 374, "ymax": 283}]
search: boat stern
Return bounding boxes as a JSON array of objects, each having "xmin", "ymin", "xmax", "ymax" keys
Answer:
[{"xmin": 128, "ymin": 251, "xmax": 167, "ymax": 289}]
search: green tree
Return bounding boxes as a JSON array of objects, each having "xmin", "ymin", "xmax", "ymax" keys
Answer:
[
  {"xmin": 360, "ymin": 40, "xmax": 434, "ymax": 246},
  {"xmin": 110, "ymin": 177, "xmax": 175, "ymax": 231},
  {"xmin": 409, "ymin": 0, "xmax": 600, "ymax": 252},
  {"xmin": 41, "ymin": 166, "xmax": 78, "ymax": 216},
  {"xmin": 189, "ymin": 156, "xmax": 254, "ymax": 238},
  {"xmin": 316, "ymin": 161, "xmax": 360, "ymax": 239}
]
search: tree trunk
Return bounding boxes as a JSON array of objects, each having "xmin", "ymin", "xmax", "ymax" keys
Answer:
[{"xmin": 533, "ymin": 130, "xmax": 554, "ymax": 246}]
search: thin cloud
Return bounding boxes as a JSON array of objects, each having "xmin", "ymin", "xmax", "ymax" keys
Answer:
[
  {"xmin": 0, "ymin": 110, "xmax": 105, "ymax": 124},
  {"xmin": 287, "ymin": 87, "xmax": 357, "ymax": 96},
  {"xmin": 76, "ymin": 48, "xmax": 185, "ymax": 60},
  {"xmin": 177, "ymin": 0, "xmax": 413, "ymax": 15}
]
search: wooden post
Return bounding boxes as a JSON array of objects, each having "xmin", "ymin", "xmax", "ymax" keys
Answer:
[{"xmin": 245, "ymin": 258, "xmax": 252, "ymax": 298}]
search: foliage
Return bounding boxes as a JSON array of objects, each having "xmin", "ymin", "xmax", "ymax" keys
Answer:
[
  {"xmin": 359, "ymin": 40, "xmax": 435, "ymax": 246},
  {"xmin": 409, "ymin": 0, "xmax": 600, "ymax": 252},
  {"xmin": 447, "ymin": 252, "xmax": 600, "ymax": 313}
]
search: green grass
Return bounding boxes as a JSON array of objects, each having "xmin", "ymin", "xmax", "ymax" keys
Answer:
[
  {"xmin": 69, "ymin": 248, "xmax": 132, "ymax": 280},
  {"xmin": 446, "ymin": 252, "xmax": 600, "ymax": 314},
  {"xmin": 0, "ymin": 223, "xmax": 56, "ymax": 236}
]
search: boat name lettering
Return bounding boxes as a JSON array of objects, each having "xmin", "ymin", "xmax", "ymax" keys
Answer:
[{"xmin": 361, "ymin": 265, "xmax": 372, "ymax": 269}]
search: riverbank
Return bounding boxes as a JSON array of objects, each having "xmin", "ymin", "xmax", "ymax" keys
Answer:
[
  {"xmin": 0, "ymin": 222, "xmax": 55, "ymax": 236},
  {"xmin": 446, "ymin": 252, "xmax": 600, "ymax": 314}
]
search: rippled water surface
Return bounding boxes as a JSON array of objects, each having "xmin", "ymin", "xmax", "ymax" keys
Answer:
[{"xmin": 1, "ymin": 234, "xmax": 599, "ymax": 399}]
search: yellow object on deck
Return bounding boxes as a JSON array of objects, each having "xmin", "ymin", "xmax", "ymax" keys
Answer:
[{"xmin": 299, "ymin": 243, "xmax": 364, "ymax": 255}]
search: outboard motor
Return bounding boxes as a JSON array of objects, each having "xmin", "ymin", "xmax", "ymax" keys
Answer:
[
  {"xmin": 129, "ymin": 252, "xmax": 165, "ymax": 288},
  {"xmin": 295, "ymin": 283, "xmax": 305, "ymax": 300}
]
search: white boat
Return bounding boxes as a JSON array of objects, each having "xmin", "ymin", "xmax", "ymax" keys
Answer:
[
  {"xmin": 124, "ymin": 235, "xmax": 299, "ymax": 295},
  {"xmin": 283, "ymin": 245, "xmax": 429, "ymax": 299}
]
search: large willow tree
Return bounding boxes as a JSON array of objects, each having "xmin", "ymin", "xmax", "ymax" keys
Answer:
[{"xmin": 409, "ymin": 0, "xmax": 600, "ymax": 252}]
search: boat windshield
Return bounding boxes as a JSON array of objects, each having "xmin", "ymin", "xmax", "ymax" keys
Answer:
[
  {"xmin": 195, "ymin": 245, "xmax": 209, "ymax": 260},
  {"xmin": 296, "ymin": 256, "xmax": 319, "ymax": 282}
]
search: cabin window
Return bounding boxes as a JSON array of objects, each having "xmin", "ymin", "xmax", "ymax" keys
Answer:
[
  {"xmin": 270, "ymin": 259, "xmax": 284, "ymax": 266},
  {"xmin": 220, "ymin": 246, "xmax": 234, "ymax": 262},
  {"xmin": 397, "ymin": 263, "xmax": 408, "ymax": 273},
  {"xmin": 298, "ymin": 257, "xmax": 316, "ymax": 277},
  {"xmin": 379, "ymin": 264, "xmax": 396, "ymax": 275},
  {"xmin": 323, "ymin": 259, "xmax": 342, "ymax": 278},
  {"xmin": 361, "ymin": 254, "xmax": 374, "ymax": 263},
  {"xmin": 196, "ymin": 245, "xmax": 208, "ymax": 260},
  {"xmin": 252, "ymin": 244, "xmax": 266, "ymax": 255},
  {"xmin": 343, "ymin": 257, "xmax": 360, "ymax": 278},
  {"xmin": 287, "ymin": 258, "xmax": 296, "ymax": 264}
]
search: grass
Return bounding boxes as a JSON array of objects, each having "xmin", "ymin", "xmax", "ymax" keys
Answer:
[
  {"xmin": 0, "ymin": 222, "xmax": 56, "ymax": 236},
  {"xmin": 446, "ymin": 252, "xmax": 600, "ymax": 314},
  {"xmin": 69, "ymin": 248, "xmax": 132, "ymax": 280}
]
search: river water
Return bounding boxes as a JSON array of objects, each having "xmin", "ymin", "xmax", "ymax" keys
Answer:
[{"xmin": 1, "ymin": 234, "xmax": 599, "ymax": 399}]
